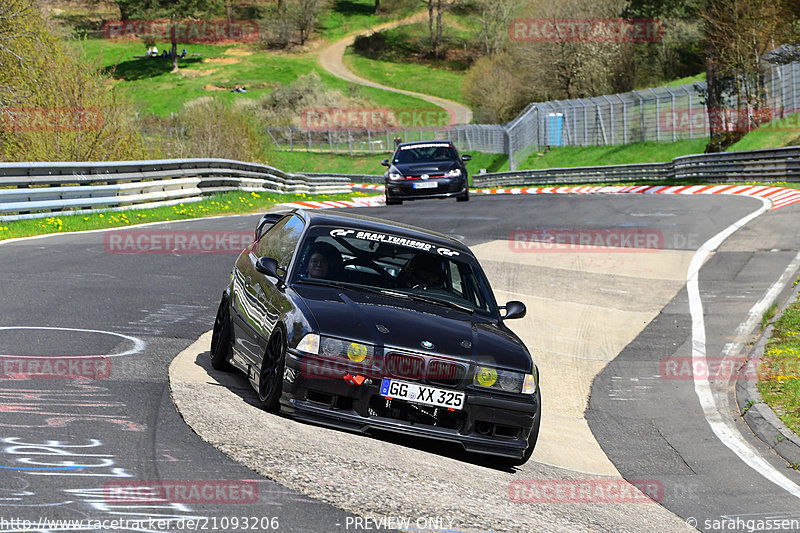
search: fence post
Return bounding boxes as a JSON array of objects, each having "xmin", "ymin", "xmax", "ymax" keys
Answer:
[
  {"xmin": 289, "ymin": 127, "xmax": 293, "ymax": 151},
  {"xmin": 664, "ymin": 87, "xmax": 677, "ymax": 142},
  {"xmin": 307, "ymin": 130, "xmax": 312, "ymax": 151},
  {"xmin": 602, "ymin": 95, "xmax": 615, "ymax": 144},
  {"xmin": 328, "ymin": 130, "xmax": 333, "ymax": 152},
  {"xmin": 506, "ymin": 128, "xmax": 514, "ymax": 171},
  {"xmin": 649, "ymin": 88, "xmax": 661, "ymax": 142},
  {"xmin": 348, "ymin": 130, "xmax": 352, "ymax": 155},
  {"xmin": 619, "ymin": 95, "xmax": 628, "ymax": 144},
  {"xmin": 681, "ymin": 85, "xmax": 694, "ymax": 139},
  {"xmin": 633, "ymin": 91, "xmax": 644, "ymax": 142}
]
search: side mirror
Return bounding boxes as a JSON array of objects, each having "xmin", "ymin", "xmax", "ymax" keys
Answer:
[
  {"xmin": 381, "ymin": 159, "xmax": 390, "ymax": 167},
  {"xmin": 500, "ymin": 300, "xmax": 526, "ymax": 320},
  {"xmin": 255, "ymin": 257, "xmax": 283, "ymax": 282},
  {"xmin": 461, "ymin": 154, "xmax": 472, "ymax": 162}
]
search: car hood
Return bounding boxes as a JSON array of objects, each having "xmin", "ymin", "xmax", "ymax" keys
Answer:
[
  {"xmin": 391, "ymin": 161, "xmax": 459, "ymax": 176},
  {"xmin": 293, "ymin": 284, "xmax": 531, "ymax": 372}
]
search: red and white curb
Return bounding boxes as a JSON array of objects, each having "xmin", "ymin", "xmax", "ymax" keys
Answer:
[
  {"xmin": 473, "ymin": 184, "xmax": 800, "ymax": 210},
  {"xmin": 280, "ymin": 183, "xmax": 800, "ymax": 211},
  {"xmin": 350, "ymin": 183, "xmax": 385, "ymax": 191},
  {"xmin": 277, "ymin": 195, "xmax": 385, "ymax": 210}
]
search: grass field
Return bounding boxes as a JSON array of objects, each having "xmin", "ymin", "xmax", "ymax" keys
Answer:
[
  {"xmin": 759, "ymin": 291, "xmax": 800, "ymax": 438},
  {"xmin": 317, "ymin": 0, "xmax": 420, "ymax": 42},
  {"xmin": 80, "ymin": 38, "xmax": 438, "ymax": 117},
  {"xmin": 0, "ymin": 190, "xmax": 376, "ymax": 241}
]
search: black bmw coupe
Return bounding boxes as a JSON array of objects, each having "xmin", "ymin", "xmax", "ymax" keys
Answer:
[{"xmin": 211, "ymin": 208, "xmax": 540, "ymax": 464}]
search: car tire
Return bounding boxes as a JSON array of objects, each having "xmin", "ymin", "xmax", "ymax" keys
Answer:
[
  {"xmin": 385, "ymin": 195, "xmax": 402, "ymax": 205},
  {"xmin": 258, "ymin": 329, "xmax": 286, "ymax": 411},
  {"xmin": 210, "ymin": 297, "xmax": 234, "ymax": 372},
  {"xmin": 456, "ymin": 188, "xmax": 469, "ymax": 202}
]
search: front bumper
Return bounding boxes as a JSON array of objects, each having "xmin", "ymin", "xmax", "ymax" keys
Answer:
[
  {"xmin": 280, "ymin": 350, "xmax": 540, "ymax": 459},
  {"xmin": 385, "ymin": 177, "xmax": 467, "ymax": 201}
]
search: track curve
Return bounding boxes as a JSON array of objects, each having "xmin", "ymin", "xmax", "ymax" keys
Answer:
[{"xmin": 2, "ymin": 194, "xmax": 800, "ymax": 532}]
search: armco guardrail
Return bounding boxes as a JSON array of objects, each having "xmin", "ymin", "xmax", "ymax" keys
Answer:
[
  {"xmin": 302, "ymin": 172, "xmax": 384, "ymax": 184},
  {"xmin": 474, "ymin": 146, "xmax": 800, "ymax": 188},
  {"xmin": 0, "ymin": 158, "xmax": 356, "ymax": 221}
]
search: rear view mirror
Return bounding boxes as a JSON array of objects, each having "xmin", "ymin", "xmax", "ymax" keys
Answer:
[
  {"xmin": 256, "ymin": 257, "xmax": 282, "ymax": 281},
  {"xmin": 500, "ymin": 300, "xmax": 526, "ymax": 320},
  {"xmin": 461, "ymin": 154, "xmax": 472, "ymax": 162},
  {"xmin": 381, "ymin": 159, "xmax": 390, "ymax": 167}
]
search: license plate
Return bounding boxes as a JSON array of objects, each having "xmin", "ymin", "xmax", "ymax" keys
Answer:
[
  {"xmin": 380, "ymin": 379, "xmax": 465, "ymax": 410},
  {"xmin": 412, "ymin": 181, "xmax": 438, "ymax": 189}
]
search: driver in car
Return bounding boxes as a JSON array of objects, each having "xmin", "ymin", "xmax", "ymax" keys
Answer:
[{"xmin": 398, "ymin": 254, "xmax": 446, "ymax": 290}]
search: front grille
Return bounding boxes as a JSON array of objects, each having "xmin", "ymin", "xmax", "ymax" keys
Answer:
[
  {"xmin": 385, "ymin": 353, "xmax": 425, "ymax": 380},
  {"xmin": 368, "ymin": 396, "xmax": 466, "ymax": 431},
  {"xmin": 384, "ymin": 352, "xmax": 466, "ymax": 387},
  {"xmin": 427, "ymin": 359, "xmax": 466, "ymax": 387}
]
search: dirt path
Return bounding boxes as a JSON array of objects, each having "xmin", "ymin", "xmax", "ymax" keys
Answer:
[{"xmin": 318, "ymin": 13, "xmax": 474, "ymax": 125}]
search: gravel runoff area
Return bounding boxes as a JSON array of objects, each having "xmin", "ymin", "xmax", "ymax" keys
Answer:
[{"xmin": 169, "ymin": 332, "xmax": 692, "ymax": 533}]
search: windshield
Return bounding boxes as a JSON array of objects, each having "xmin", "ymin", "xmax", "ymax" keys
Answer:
[
  {"xmin": 393, "ymin": 143, "xmax": 459, "ymax": 164},
  {"xmin": 291, "ymin": 225, "xmax": 497, "ymax": 316}
]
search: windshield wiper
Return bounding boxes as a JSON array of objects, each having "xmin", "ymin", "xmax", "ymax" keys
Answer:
[
  {"xmin": 297, "ymin": 279, "xmax": 474, "ymax": 313},
  {"xmin": 297, "ymin": 278, "xmax": 406, "ymax": 298},
  {"xmin": 401, "ymin": 292, "xmax": 474, "ymax": 314}
]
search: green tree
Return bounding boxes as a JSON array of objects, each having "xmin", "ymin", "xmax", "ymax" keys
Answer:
[
  {"xmin": 1, "ymin": 0, "xmax": 146, "ymax": 161},
  {"xmin": 703, "ymin": 0, "xmax": 800, "ymax": 151},
  {"xmin": 422, "ymin": 0, "xmax": 460, "ymax": 58}
]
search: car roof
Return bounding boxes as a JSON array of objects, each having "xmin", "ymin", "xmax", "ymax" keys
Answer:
[
  {"xmin": 395, "ymin": 140, "xmax": 455, "ymax": 149},
  {"xmin": 291, "ymin": 209, "xmax": 471, "ymax": 254}
]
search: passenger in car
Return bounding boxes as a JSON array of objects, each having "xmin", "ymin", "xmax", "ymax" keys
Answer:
[{"xmin": 305, "ymin": 242, "xmax": 343, "ymax": 280}]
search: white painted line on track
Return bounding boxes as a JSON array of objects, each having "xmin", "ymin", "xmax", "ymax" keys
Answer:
[
  {"xmin": 0, "ymin": 326, "xmax": 146, "ymax": 357},
  {"xmin": 687, "ymin": 196, "xmax": 800, "ymax": 499}
]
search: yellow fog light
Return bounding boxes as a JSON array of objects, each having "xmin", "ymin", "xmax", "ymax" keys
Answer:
[
  {"xmin": 475, "ymin": 366, "xmax": 498, "ymax": 387},
  {"xmin": 347, "ymin": 342, "xmax": 368, "ymax": 362}
]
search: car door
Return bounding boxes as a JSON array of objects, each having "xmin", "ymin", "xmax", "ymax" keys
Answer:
[{"xmin": 231, "ymin": 215, "xmax": 305, "ymax": 369}]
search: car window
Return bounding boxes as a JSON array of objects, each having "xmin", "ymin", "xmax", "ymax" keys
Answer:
[
  {"xmin": 255, "ymin": 215, "xmax": 305, "ymax": 268},
  {"xmin": 292, "ymin": 225, "xmax": 496, "ymax": 316},
  {"xmin": 393, "ymin": 144, "xmax": 458, "ymax": 164}
]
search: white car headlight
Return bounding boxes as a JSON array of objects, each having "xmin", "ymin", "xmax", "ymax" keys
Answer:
[
  {"xmin": 296, "ymin": 333, "xmax": 320, "ymax": 354},
  {"xmin": 446, "ymin": 168, "xmax": 462, "ymax": 177},
  {"xmin": 388, "ymin": 172, "xmax": 403, "ymax": 180}
]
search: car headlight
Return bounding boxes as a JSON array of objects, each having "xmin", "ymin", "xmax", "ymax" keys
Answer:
[
  {"xmin": 388, "ymin": 172, "xmax": 403, "ymax": 180},
  {"xmin": 296, "ymin": 333, "xmax": 320, "ymax": 354},
  {"xmin": 474, "ymin": 365, "xmax": 536, "ymax": 394},
  {"xmin": 446, "ymin": 168, "xmax": 462, "ymax": 177}
]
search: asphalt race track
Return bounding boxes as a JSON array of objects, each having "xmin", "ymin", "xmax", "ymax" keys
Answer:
[{"xmin": 1, "ymin": 193, "xmax": 800, "ymax": 532}]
